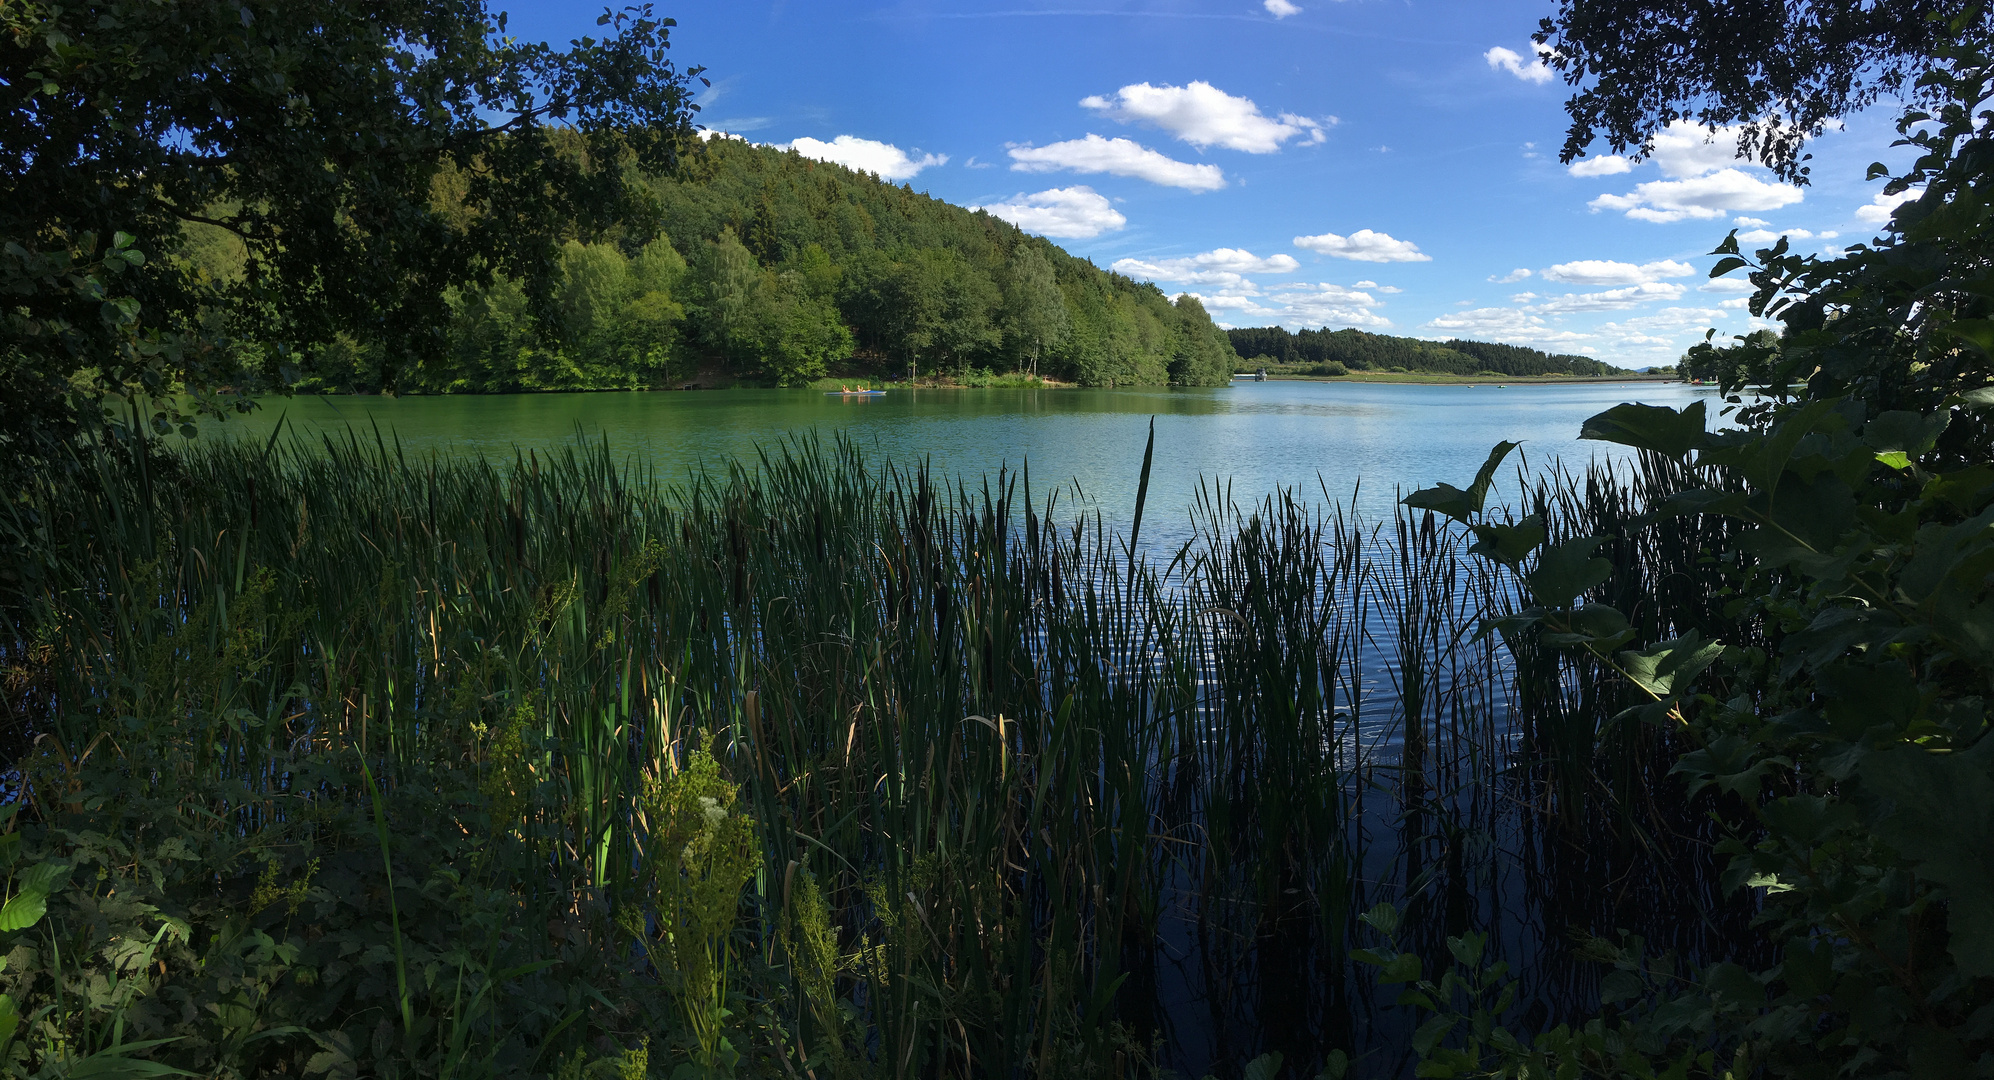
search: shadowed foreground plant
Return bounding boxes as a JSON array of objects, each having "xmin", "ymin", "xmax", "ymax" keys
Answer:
[{"xmin": 628, "ymin": 734, "xmax": 763, "ymax": 1077}]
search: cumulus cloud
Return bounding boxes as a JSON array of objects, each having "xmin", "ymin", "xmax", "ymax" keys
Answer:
[
  {"xmin": 1489, "ymin": 268, "xmax": 1532, "ymax": 284},
  {"xmin": 1485, "ymin": 45, "xmax": 1555, "ymax": 85},
  {"xmin": 970, "ymin": 187, "xmax": 1126, "ymax": 238},
  {"xmin": 1006, "ymin": 135, "xmax": 1226, "ymax": 191},
  {"xmin": 1540, "ymin": 259, "xmax": 1694, "ymax": 286},
  {"xmin": 1567, "ymin": 156, "xmax": 1634, "ymax": 177},
  {"xmin": 1698, "ymin": 278, "xmax": 1755, "ymax": 294},
  {"xmin": 1644, "ymin": 122, "xmax": 1753, "ymax": 178},
  {"xmin": 1533, "ymin": 282, "xmax": 1687, "ymax": 313},
  {"xmin": 782, "ymin": 135, "xmax": 946, "ymax": 180},
  {"xmin": 1293, "ymin": 228, "xmax": 1430, "ymax": 262},
  {"xmin": 1277, "ymin": 283, "xmax": 1392, "ymax": 326},
  {"xmin": 1856, "ymin": 188, "xmax": 1923, "ymax": 225},
  {"xmin": 1189, "ymin": 282, "xmax": 1391, "ymax": 329},
  {"xmin": 1264, "ymin": 0, "xmax": 1301, "ymax": 16},
  {"xmin": 1111, "ymin": 247, "xmax": 1300, "ymax": 286},
  {"xmin": 1354, "ymin": 279, "xmax": 1403, "ymax": 294},
  {"xmin": 1735, "ymin": 227, "xmax": 1819, "ymax": 243},
  {"xmin": 1081, "ymin": 81, "xmax": 1329, "ymax": 152},
  {"xmin": 1422, "ymin": 307, "xmax": 1591, "ymax": 350},
  {"xmin": 1719, "ymin": 296, "xmax": 1752, "ymax": 309},
  {"xmin": 1590, "ymin": 168, "xmax": 1803, "ymax": 222},
  {"xmin": 1734, "ymin": 216, "xmax": 1770, "ymax": 227}
]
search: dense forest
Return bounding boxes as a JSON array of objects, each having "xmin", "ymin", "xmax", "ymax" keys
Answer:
[
  {"xmin": 1226, "ymin": 324, "xmax": 1625, "ymax": 377},
  {"xmin": 290, "ymin": 138, "xmax": 1239, "ymax": 392}
]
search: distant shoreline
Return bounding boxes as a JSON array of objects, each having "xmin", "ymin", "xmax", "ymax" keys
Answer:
[{"xmin": 1250, "ymin": 372, "xmax": 1680, "ymax": 386}]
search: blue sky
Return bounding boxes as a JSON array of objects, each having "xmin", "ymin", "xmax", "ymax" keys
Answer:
[{"xmin": 505, "ymin": 1, "xmax": 1920, "ymax": 368}]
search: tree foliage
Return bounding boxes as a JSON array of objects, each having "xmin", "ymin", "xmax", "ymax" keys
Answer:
[
  {"xmin": 0, "ymin": 0, "xmax": 704, "ymax": 450},
  {"xmin": 1536, "ymin": 0, "xmax": 1988, "ymax": 181},
  {"xmin": 1226, "ymin": 325, "xmax": 1622, "ymax": 377},
  {"xmin": 1393, "ymin": 32, "xmax": 1994, "ymax": 1077}
]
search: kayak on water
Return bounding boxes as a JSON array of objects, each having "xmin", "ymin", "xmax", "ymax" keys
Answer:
[{"xmin": 826, "ymin": 389, "xmax": 887, "ymax": 396}]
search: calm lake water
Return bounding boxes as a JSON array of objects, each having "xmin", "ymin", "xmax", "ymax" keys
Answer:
[{"xmin": 210, "ymin": 379, "xmax": 1716, "ymax": 544}]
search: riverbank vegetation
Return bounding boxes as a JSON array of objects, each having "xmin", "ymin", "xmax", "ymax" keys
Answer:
[
  {"xmin": 300, "ymin": 138, "xmax": 1239, "ymax": 395},
  {"xmin": 1227, "ymin": 326, "xmax": 1626, "ymax": 380},
  {"xmin": 5, "ymin": 0, "xmax": 1994, "ymax": 1076}
]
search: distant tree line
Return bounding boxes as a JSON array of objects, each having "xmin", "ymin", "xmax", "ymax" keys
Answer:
[
  {"xmin": 1226, "ymin": 326, "xmax": 1624, "ymax": 377},
  {"xmin": 292, "ymin": 138, "xmax": 1237, "ymax": 392}
]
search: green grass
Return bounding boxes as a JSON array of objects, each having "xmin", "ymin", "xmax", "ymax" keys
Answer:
[{"xmin": 0, "ymin": 429, "xmax": 1741, "ymax": 1077}]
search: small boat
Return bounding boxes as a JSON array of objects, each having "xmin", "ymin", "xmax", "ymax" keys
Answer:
[{"xmin": 826, "ymin": 388, "xmax": 887, "ymax": 396}]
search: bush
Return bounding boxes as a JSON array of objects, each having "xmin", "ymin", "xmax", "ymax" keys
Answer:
[{"xmin": 1305, "ymin": 361, "xmax": 1349, "ymax": 377}]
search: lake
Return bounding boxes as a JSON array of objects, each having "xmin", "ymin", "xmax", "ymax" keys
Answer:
[{"xmin": 209, "ymin": 379, "xmax": 1716, "ymax": 545}]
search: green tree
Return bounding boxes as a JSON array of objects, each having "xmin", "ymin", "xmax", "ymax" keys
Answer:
[
  {"xmin": 1537, "ymin": 0, "xmax": 1985, "ymax": 180},
  {"xmin": 699, "ymin": 228, "xmax": 764, "ymax": 366},
  {"xmin": 1001, "ymin": 245, "xmax": 1071, "ymax": 378},
  {"xmin": 0, "ymin": 0, "xmax": 703, "ymax": 452}
]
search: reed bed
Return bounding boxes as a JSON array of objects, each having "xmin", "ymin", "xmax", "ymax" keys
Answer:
[{"xmin": 0, "ymin": 430, "xmax": 1759, "ymax": 1078}]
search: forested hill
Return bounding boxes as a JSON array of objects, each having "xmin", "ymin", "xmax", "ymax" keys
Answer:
[
  {"xmin": 1227, "ymin": 325, "xmax": 1625, "ymax": 377},
  {"xmin": 304, "ymin": 138, "xmax": 1238, "ymax": 392}
]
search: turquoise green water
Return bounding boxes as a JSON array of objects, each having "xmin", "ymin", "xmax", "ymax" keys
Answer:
[{"xmin": 207, "ymin": 380, "xmax": 1714, "ymax": 541}]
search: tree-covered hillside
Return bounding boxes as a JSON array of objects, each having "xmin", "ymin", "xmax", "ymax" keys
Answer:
[
  {"xmin": 303, "ymin": 138, "xmax": 1238, "ymax": 392},
  {"xmin": 1226, "ymin": 325, "xmax": 1625, "ymax": 377}
]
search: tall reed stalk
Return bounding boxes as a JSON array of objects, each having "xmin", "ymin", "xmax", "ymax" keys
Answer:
[{"xmin": 0, "ymin": 429, "xmax": 1759, "ymax": 1077}]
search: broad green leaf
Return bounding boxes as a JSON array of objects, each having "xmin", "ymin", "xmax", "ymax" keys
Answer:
[
  {"xmin": 1617, "ymin": 631, "xmax": 1725, "ymax": 699},
  {"xmin": 0, "ymin": 994, "xmax": 14, "ymax": 1048},
  {"xmin": 1863, "ymin": 409, "xmax": 1949, "ymax": 458},
  {"xmin": 1527, "ymin": 537, "xmax": 1613, "ymax": 607},
  {"xmin": 1960, "ymin": 387, "xmax": 1994, "ymax": 411},
  {"xmin": 1411, "ymin": 1015, "xmax": 1456, "ymax": 1056},
  {"xmin": 0, "ymin": 891, "xmax": 45, "ymax": 934},
  {"xmin": 1875, "ymin": 450, "xmax": 1911, "ymax": 470},
  {"xmin": 1243, "ymin": 1052, "xmax": 1284, "ymax": 1080},
  {"xmin": 1579, "ymin": 400, "xmax": 1708, "ymax": 459},
  {"xmin": 1541, "ymin": 604, "xmax": 1634, "ymax": 651},
  {"xmin": 1945, "ymin": 319, "xmax": 1994, "ymax": 357},
  {"xmin": 1467, "ymin": 515, "xmax": 1545, "ymax": 566},
  {"xmin": 1358, "ymin": 902, "xmax": 1401, "ymax": 936},
  {"xmin": 1862, "ymin": 737, "xmax": 1994, "ymax": 977},
  {"xmin": 1709, "ymin": 256, "xmax": 1749, "ymax": 278},
  {"xmin": 1403, "ymin": 441, "xmax": 1521, "ymax": 524}
]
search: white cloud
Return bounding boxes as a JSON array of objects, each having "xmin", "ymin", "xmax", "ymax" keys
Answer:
[
  {"xmin": 1719, "ymin": 297, "xmax": 1751, "ymax": 309},
  {"xmin": 970, "ymin": 187, "xmax": 1126, "ymax": 238},
  {"xmin": 1293, "ymin": 228, "xmax": 1431, "ymax": 262},
  {"xmin": 1645, "ymin": 122, "xmax": 1750, "ymax": 178},
  {"xmin": 1698, "ymin": 278, "xmax": 1755, "ymax": 294},
  {"xmin": 1540, "ymin": 259, "xmax": 1694, "ymax": 286},
  {"xmin": 1422, "ymin": 307, "xmax": 1591, "ymax": 350},
  {"xmin": 1490, "ymin": 268, "xmax": 1532, "ymax": 284},
  {"xmin": 1112, "ymin": 247, "xmax": 1300, "ymax": 285},
  {"xmin": 1278, "ymin": 283, "xmax": 1391, "ymax": 327},
  {"xmin": 1485, "ymin": 45, "xmax": 1555, "ymax": 85},
  {"xmin": 782, "ymin": 135, "xmax": 946, "ymax": 180},
  {"xmin": 1567, "ymin": 156, "xmax": 1633, "ymax": 177},
  {"xmin": 1533, "ymin": 282, "xmax": 1687, "ymax": 313},
  {"xmin": 1856, "ymin": 188, "xmax": 1923, "ymax": 225},
  {"xmin": 1264, "ymin": 0, "xmax": 1301, "ymax": 16},
  {"xmin": 1734, "ymin": 216, "xmax": 1770, "ymax": 227},
  {"xmin": 1590, "ymin": 168, "xmax": 1803, "ymax": 222},
  {"xmin": 1735, "ymin": 227, "xmax": 1817, "ymax": 244},
  {"xmin": 1081, "ymin": 81, "xmax": 1329, "ymax": 152},
  {"xmin": 1191, "ymin": 282, "xmax": 1391, "ymax": 329},
  {"xmin": 1353, "ymin": 279, "xmax": 1403, "ymax": 294},
  {"xmin": 1006, "ymin": 135, "xmax": 1226, "ymax": 191}
]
